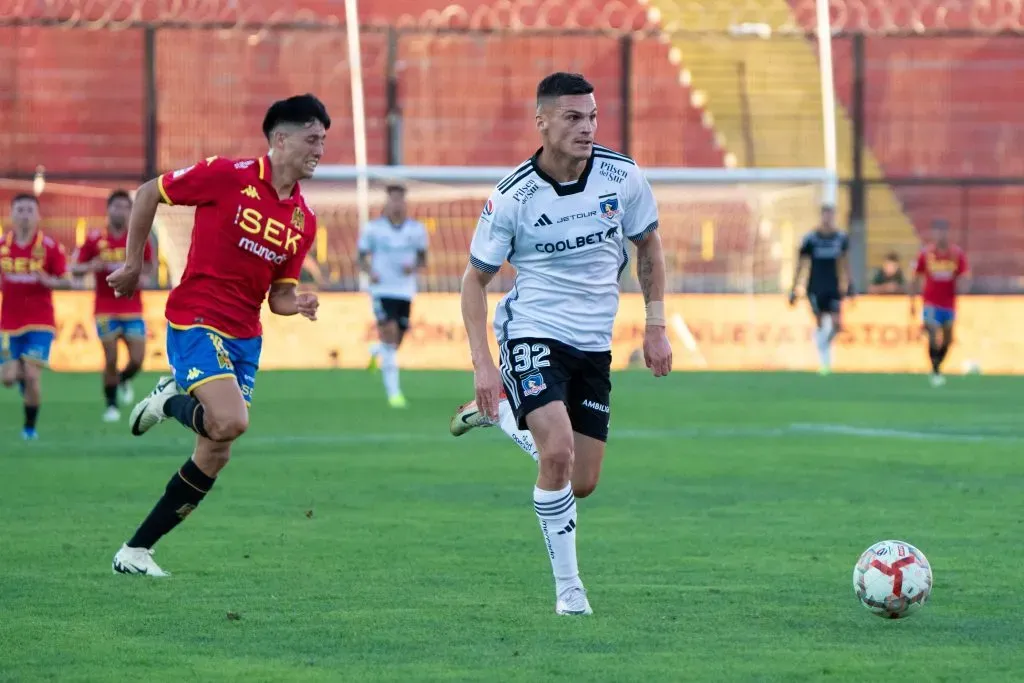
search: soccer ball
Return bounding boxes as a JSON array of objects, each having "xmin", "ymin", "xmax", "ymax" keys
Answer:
[{"xmin": 852, "ymin": 540, "xmax": 932, "ymax": 619}]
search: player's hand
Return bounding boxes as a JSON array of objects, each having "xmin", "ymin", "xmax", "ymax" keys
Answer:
[
  {"xmin": 643, "ymin": 325, "xmax": 673, "ymax": 378},
  {"xmin": 473, "ymin": 362, "xmax": 503, "ymax": 422},
  {"xmin": 296, "ymin": 292, "xmax": 319, "ymax": 321},
  {"xmin": 107, "ymin": 262, "xmax": 142, "ymax": 298}
]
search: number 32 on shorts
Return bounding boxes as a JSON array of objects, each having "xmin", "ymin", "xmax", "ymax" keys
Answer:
[{"xmin": 511, "ymin": 342, "xmax": 551, "ymax": 372}]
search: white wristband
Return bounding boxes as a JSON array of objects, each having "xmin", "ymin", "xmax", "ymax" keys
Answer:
[{"xmin": 645, "ymin": 301, "xmax": 666, "ymax": 327}]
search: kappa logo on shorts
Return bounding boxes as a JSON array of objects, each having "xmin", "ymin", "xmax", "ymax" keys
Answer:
[{"xmin": 521, "ymin": 372, "xmax": 547, "ymax": 397}]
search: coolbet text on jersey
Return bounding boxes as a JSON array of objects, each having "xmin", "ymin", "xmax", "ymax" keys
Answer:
[
  {"xmin": 157, "ymin": 155, "xmax": 317, "ymax": 339},
  {"xmin": 0, "ymin": 231, "xmax": 67, "ymax": 335},
  {"xmin": 915, "ymin": 245, "xmax": 968, "ymax": 310},
  {"xmin": 469, "ymin": 144, "xmax": 659, "ymax": 352},
  {"xmin": 357, "ymin": 217, "xmax": 429, "ymax": 301},
  {"xmin": 77, "ymin": 230, "xmax": 154, "ymax": 318}
]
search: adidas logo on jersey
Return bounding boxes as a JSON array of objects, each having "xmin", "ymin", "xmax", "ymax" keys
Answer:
[
  {"xmin": 533, "ymin": 214, "xmax": 553, "ymax": 227},
  {"xmin": 241, "ymin": 185, "xmax": 261, "ymax": 200}
]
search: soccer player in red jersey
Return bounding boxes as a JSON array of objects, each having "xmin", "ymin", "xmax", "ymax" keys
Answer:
[
  {"xmin": 0, "ymin": 194, "xmax": 68, "ymax": 440},
  {"xmin": 105, "ymin": 95, "xmax": 328, "ymax": 576},
  {"xmin": 71, "ymin": 190, "xmax": 155, "ymax": 422},
  {"xmin": 909, "ymin": 219, "xmax": 970, "ymax": 386}
]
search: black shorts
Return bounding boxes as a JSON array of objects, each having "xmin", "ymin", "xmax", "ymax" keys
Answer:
[
  {"xmin": 372, "ymin": 297, "xmax": 411, "ymax": 331},
  {"xmin": 808, "ymin": 291, "xmax": 842, "ymax": 315},
  {"xmin": 499, "ymin": 337, "xmax": 612, "ymax": 442}
]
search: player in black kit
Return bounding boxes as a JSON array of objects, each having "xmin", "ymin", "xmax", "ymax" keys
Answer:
[{"xmin": 788, "ymin": 205, "xmax": 852, "ymax": 374}]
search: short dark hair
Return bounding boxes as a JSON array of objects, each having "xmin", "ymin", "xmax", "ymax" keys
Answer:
[
  {"xmin": 11, "ymin": 193, "xmax": 38, "ymax": 207},
  {"xmin": 885, "ymin": 251, "xmax": 900, "ymax": 262},
  {"xmin": 107, "ymin": 189, "xmax": 132, "ymax": 207},
  {"xmin": 262, "ymin": 94, "xmax": 331, "ymax": 141},
  {"xmin": 536, "ymin": 72, "xmax": 594, "ymax": 105},
  {"xmin": 385, "ymin": 184, "xmax": 406, "ymax": 196}
]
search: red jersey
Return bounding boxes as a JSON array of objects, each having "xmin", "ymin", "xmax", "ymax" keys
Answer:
[
  {"xmin": 157, "ymin": 155, "xmax": 317, "ymax": 338},
  {"xmin": 0, "ymin": 230, "xmax": 68, "ymax": 333},
  {"xmin": 76, "ymin": 228, "xmax": 154, "ymax": 317},
  {"xmin": 914, "ymin": 244, "xmax": 968, "ymax": 310}
]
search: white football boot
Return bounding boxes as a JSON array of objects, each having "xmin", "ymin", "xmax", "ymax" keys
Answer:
[
  {"xmin": 102, "ymin": 405, "xmax": 121, "ymax": 423},
  {"xmin": 129, "ymin": 376, "xmax": 178, "ymax": 436},
  {"xmin": 930, "ymin": 373, "xmax": 946, "ymax": 387},
  {"xmin": 449, "ymin": 399, "xmax": 497, "ymax": 436},
  {"xmin": 555, "ymin": 586, "xmax": 593, "ymax": 616},
  {"xmin": 112, "ymin": 544, "xmax": 170, "ymax": 577}
]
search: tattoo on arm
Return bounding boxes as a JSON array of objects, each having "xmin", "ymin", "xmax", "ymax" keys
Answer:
[{"xmin": 638, "ymin": 249, "xmax": 655, "ymax": 303}]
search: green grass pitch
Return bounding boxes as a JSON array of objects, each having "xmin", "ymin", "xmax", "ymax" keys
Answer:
[{"xmin": 2, "ymin": 369, "xmax": 1023, "ymax": 682}]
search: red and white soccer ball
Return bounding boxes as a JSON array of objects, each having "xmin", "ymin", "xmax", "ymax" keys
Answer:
[{"xmin": 852, "ymin": 540, "xmax": 932, "ymax": 619}]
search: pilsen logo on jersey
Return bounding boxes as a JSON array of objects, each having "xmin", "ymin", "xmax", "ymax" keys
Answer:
[
  {"xmin": 291, "ymin": 207, "xmax": 305, "ymax": 231},
  {"xmin": 599, "ymin": 193, "xmax": 621, "ymax": 219}
]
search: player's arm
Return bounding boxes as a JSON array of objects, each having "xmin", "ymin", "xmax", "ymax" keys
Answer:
[
  {"xmin": 411, "ymin": 223, "xmax": 429, "ymax": 273},
  {"xmin": 625, "ymin": 171, "xmax": 671, "ymax": 377},
  {"xmin": 110, "ymin": 158, "xmax": 229, "ymax": 297},
  {"xmin": 38, "ymin": 241, "xmax": 69, "ymax": 289},
  {"xmin": 790, "ymin": 235, "xmax": 812, "ymax": 304},
  {"xmin": 463, "ymin": 195, "xmax": 512, "ymax": 420},
  {"xmin": 956, "ymin": 252, "xmax": 972, "ymax": 295},
  {"xmin": 69, "ymin": 236, "xmax": 100, "ymax": 278},
  {"xmin": 838, "ymin": 235, "xmax": 854, "ymax": 298},
  {"xmin": 268, "ymin": 222, "xmax": 318, "ymax": 320},
  {"xmin": 908, "ymin": 251, "xmax": 925, "ymax": 315}
]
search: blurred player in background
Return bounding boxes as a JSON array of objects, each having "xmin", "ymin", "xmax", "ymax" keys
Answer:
[
  {"xmin": 105, "ymin": 94, "xmax": 326, "ymax": 577},
  {"xmin": 0, "ymin": 194, "xmax": 67, "ymax": 440},
  {"xmin": 357, "ymin": 184, "xmax": 428, "ymax": 408},
  {"xmin": 909, "ymin": 219, "xmax": 969, "ymax": 386},
  {"xmin": 453, "ymin": 72, "xmax": 672, "ymax": 616},
  {"xmin": 71, "ymin": 190, "xmax": 155, "ymax": 422},
  {"xmin": 789, "ymin": 205, "xmax": 851, "ymax": 374}
]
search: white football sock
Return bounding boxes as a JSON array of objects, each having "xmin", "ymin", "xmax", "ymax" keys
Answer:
[
  {"xmin": 498, "ymin": 399, "xmax": 539, "ymax": 462},
  {"xmin": 534, "ymin": 483, "xmax": 581, "ymax": 596},
  {"xmin": 815, "ymin": 325, "xmax": 831, "ymax": 370},
  {"xmin": 368, "ymin": 342, "xmax": 381, "ymax": 359},
  {"xmin": 379, "ymin": 344, "xmax": 401, "ymax": 398}
]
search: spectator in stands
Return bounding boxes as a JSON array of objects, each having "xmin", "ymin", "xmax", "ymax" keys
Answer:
[{"xmin": 869, "ymin": 252, "xmax": 905, "ymax": 294}]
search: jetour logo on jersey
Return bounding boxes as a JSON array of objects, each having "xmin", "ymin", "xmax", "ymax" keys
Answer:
[{"xmin": 233, "ymin": 205, "xmax": 302, "ymax": 264}]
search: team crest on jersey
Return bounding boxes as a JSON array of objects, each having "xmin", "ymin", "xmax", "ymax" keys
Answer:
[
  {"xmin": 599, "ymin": 193, "xmax": 620, "ymax": 219},
  {"xmin": 482, "ymin": 199, "xmax": 494, "ymax": 217},
  {"xmin": 521, "ymin": 372, "xmax": 547, "ymax": 397},
  {"xmin": 291, "ymin": 207, "xmax": 305, "ymax": 231}
]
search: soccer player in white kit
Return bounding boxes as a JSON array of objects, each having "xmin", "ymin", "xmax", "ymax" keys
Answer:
[
  {"xmin": 454, "ymin": 72, "xmax": 673, "ymax": 615},
  {"xmin": 357, "ymin": 184, "xmax": 428, "ymax": 407}
]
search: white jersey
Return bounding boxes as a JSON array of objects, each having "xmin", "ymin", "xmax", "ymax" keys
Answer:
[
  {"xmin": 469, "ymin": 144, "xmax": 659, "ymax": 351},
  {"xmin": 357, "ymin": 217, "xmax": 429, "ymax": 300}
]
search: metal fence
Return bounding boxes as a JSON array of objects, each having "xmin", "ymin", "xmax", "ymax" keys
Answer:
[{"xmin": 2, "ymin": 3, "xmax": 1023, "ymax": 291}]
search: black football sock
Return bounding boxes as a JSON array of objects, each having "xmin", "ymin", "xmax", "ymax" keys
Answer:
[
  {"xmin": 119, "ymin": 361, "xmax": 142, "ymax": 385},
  {"xmin": 104, "ymin": 383, "xmax": 118, "ymax": 408},
  {"xmin": 163, "ymin": 394, "xmax": 210, "ymax": 438},
  {"xmin": 936, "ymin": 340, "xmax": 951, "ymax": 372},
  {"xmin": 928, "ymin": 345, "xmax": 941, "ymax": 374},
  {"xmin": 24, "ymin": 404, "xmax": 39, "ymax": 430},
  {"xmin": 127, "ymin": 458, "xmax": 216, "ymax": 549}
]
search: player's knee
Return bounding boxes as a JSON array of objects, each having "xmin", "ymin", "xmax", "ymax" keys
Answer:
[
  {"xmin": 573, "ymin": 480, "xmax": 598, "ymax": 499},
  {"xmin": 206, "ymin": 412, "xmax": 248, "ymax": 442},
  {"xmin": 538, "ymin": 440, "xmax": 575, "ymax": 482}
]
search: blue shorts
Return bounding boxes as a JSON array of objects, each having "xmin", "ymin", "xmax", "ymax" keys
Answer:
[
  {"xmin": 923, "ymin": 305, "xmax": 955, "ymax": 327},
  {"xmin": 97, "ymin": 317, "xmax": 146, "ymax": 340},
  {"xmin": 166, "ymin": 324, "xmax": 262, "ymax": 405},
  {"xmin": 0, "ymin": 330, "xmax": 55, "ymax": 366}
]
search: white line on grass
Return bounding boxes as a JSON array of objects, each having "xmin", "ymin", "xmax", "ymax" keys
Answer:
[{"xmin": 26, "ymin": 422, "xmax": 1019, "ymax": 456}]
